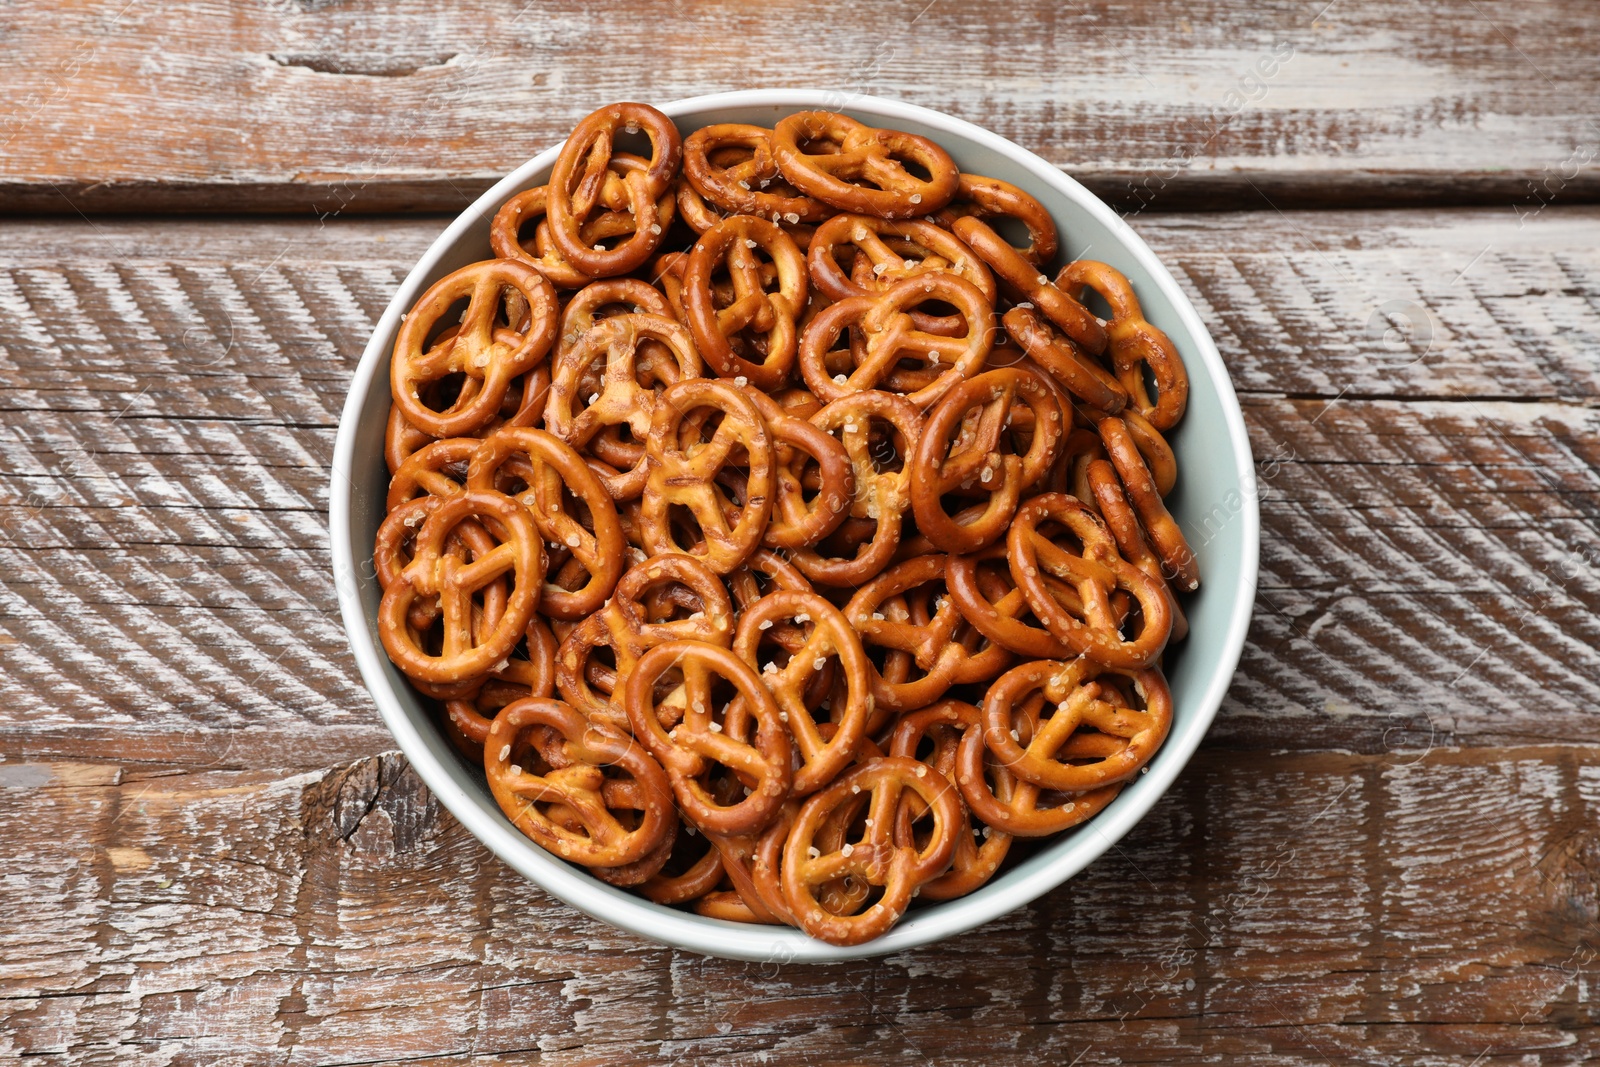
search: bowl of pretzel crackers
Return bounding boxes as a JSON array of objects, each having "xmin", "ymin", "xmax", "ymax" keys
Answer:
[{"xmin": 330, "ymin": 90, "xmax": 1258, "ymax": 960}]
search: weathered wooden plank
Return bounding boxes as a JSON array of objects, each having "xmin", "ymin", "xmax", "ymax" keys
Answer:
[
  {"xmin": 2, "ymin": 745, "xmax": 1597, "ymax": 1064},
  {"xmin": 0, "ymin": 208, "xmax": 1596, "ymax": 767},
  {"xmin": 3, "ymin": 1, "xmax": 1599, "ymax": 213}
]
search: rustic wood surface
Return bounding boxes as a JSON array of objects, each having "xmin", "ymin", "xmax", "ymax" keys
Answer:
[
  {"xmin": 3, "ymin": 0, "xmax": 1599, "ymax": 213},
  {"xmin": 4, "ymin": 2, "xmax": 1600, "ymax": 1061},
  {"xmin": 2, "ymin": 205, "xmax": 1597, "ymax": 1064}
]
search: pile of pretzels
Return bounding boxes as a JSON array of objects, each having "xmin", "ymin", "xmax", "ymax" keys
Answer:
[{"xmin": 374, "ymin": 102, "xmax": 1196, "ymax": 946}]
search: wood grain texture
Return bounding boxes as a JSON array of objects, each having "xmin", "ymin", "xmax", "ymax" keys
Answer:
[
  {"xmin": 0, "ymin": 207, "xmax": 1596, "ymax": 771},
  {"xmin": 4, "ymin": 744, "xmax": 1600, "ymax": 1064},
  {"xmin": 2, "ymin": 1, "xmax": 1599, "ymax": 213}
]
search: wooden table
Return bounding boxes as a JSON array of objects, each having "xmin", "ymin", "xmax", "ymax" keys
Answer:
[{"xmin": 4, "ymin": 3, "xmax": 1598, "ymax": 1063}]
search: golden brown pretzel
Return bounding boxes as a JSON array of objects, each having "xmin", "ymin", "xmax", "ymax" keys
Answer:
[
  {"xmin": 798, "ymin": 273, "xmax": 995, "ymax": 409},
  {"xmin": 780, "ymin": 756, "xmax": 962, "ymax": 945},
  {"xmin": 1002, "ymin": 305, "xmax": 1127, "ymax": 414},
  {"xmin": 682, "ymin": 123, "xmax": 833, "ymax": 223},
  {"xmin": 945, "ymin": 542, "xmax": 1074, "ymax": 659},
  {"xmin": 887, "ymin": 700, "xmax": 1012, "ymax": 900},
  {"xmin": 554, "ymin": 551, "xmax": 733, "ymax": 730},
  {"xmin": 1085, "ymin": 458, "xmax": 1188, "ymax": 642},
  {"xmin": 979, "ymin": 657, "xmax": 1173, "ymax": 792},
  {"xmin": 933, "ymin": 173, "xmax": 1059, "ymax": 267},
  {"xmin": 806, "ymin": 214, "xmax": 996, "ymax": 330},
  {"xmin": 390, "ymin": 259, "xmax": 559, "ymax": 438},
  {"xmin": 1057, "ymin": 260, "xmax": 1188, "ymax": 430},
  {"xmin": 908, "ymin": 365, "xmax": 1064, "ymax": 554},
  {"xmin": 465, "ymin": 425, "xmax": 627, "ymax": 620},
  {"xmin": 1006, "ymin": 492, "xmax": 1172, "ymax": 670},
  {"xmin": 489, "ymin": 185, "xmax": 593, "ymax": 289},
  {"xmin": 378, "ymin": 489, "xmax": 544, "ymax": 685},
  {"xmin": 385, "ymin": 405, "xmax": 435, "ymax": 475},
  {"xmin": 843, "ymin": 554, "xmax": 1011, "ymax": 714},
  {"xmin": 732, "ymin": 590, "xmax": 872, "ymax": 795},
  {"xmin": 444, "ymin": 614, "xmax": 559, "ymax": 758},
  {"xmin": 554, "ymin": 277, "xmax": 675, "ymax": 360},
  {"xmin": 1097, "ymin": 415, "xmax": 1199, "ymax": 592},
  {"xmin": 955, "ymin": 720, "xmax": 1123, "ymax": 837},
  {"xmin": 485, "ymin": 697, "xmax": 677, "ymax": 868},
  {"xmin": 624, "ymin": 640, "xmax": 793, "ymax": 837},
  {"xmin": 639, "ymin": 832, "xmax": 725, "ymax": 905},
  {"xmin": 640, "ymin": 378, "xmax": 775, "ymax": 575},
  {"xmin": 544, "ymin": 312, "xmax": 702, "ymax": 499},
  {"xmin": 745, "ymin": 390, "xmax": 854, "ymax": 551},
  {"xmin": 771, "ymin": 111, "xmax": 959, "ymax": 219},
  {"xmin": 385, "ymin": 437, "xmax": 479, "ymax": 512},
  {"xmin": 491, "ymin": 158, "xmax": 678, "ymax": 292},
  {"xmin": 789, "ymin": 390, "xmax": 924, "ymax": 587},
  {"xmin": 545, "ymin": 103, "xmax": 682, "ymax": 277},
  {"xmin": 1120, "ymin": 408, "xmax": 1177, "ymax": 497},
  {"xmin": 952, "ymin": 214, "xmax": 1108, "ymax": 357},
  {"xmin": 684, "ymin": 215, "xmax": 809, "ymax": 391}
]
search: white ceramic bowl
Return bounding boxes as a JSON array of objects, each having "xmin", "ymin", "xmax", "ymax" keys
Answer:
[{"xmin": 329, "ymin": 90, "xmax": 1259, "ymax": 961}]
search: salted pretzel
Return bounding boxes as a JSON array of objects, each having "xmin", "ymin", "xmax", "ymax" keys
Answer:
[
  {"xmin": 677, "ymin": 174, "xmax": 819, "ymax": 252},
  {"xmin": 887, "ymin": 700, "xmax": 1012, "ymax": 901},
  {"xmin": 373, "ymin": 102, "xmax": 1205, "ymax": 944},
  {"xmin": 639, "ymin": 378, "xmax": 775, "ymax": 574},
  {"xmin": 789, "ymin": 390, "xmax": 924, "ymax": 586},
  {"xmin": 682, "ymin": 123, "xmax": 833, "ymax": 223},
  {"xmin": 484, "ymin": 698, "xmax": 677, "ymax": 868},
  {"xmin": 1085, "ymin": 458, "xmax": 1188, "ymax": 642},
  {"xmin": 771, "ymin": 111, "xmax": 959, "ymax": 219},
  {"xmin": 952, "ymin": 215, "xmax": 1108, "ymax": 357},
  {"xmin": 1098, "ymin": 415, "xmax": 1199, "ymax": 592},
  {"xmin": 781, "ymin": 756, "xmax": 962, "ymax": 945},
  {"xmin": 933, "ymin": 173, "xmax": 1058, "ymax": 267},
  {"xmin": 544, "ymin": 312, "xmax": 703, "ymax": 499},
  {"xmin": 806, "ymin": 214, "xmax": 997, "ymax": 329},
  {"xmin": 798, "ymin": 273, "xmax": 994, "ymax": 409},
  {"xmin": 378, "ymin": 489, "xmax": 543, "ymax": 685},
  {"xmin": 390, "ymin": 259, "xmax": 560, "ymax": 438},
  {"xmin": 624, "ymin": 640, "xmax": 793, "ymax": 836},
  {"xmin": 464, "ymin": 426, "xmax": 626, "ymax": 620},
  {"xmin": 1001, "ymin": 306, "xmax": 1126, "ymax": 414},
  {"xmin": 909, "ymin": 365, "xmax": 1064, "ymax": 554},
  {"xmin": 385, "ymin": 405, "xmax": 436, "ymax": 475},
  {"xmin": 980, "ymin": 657, "xmax": 1173, "ymax": 792},
  {"xmin": 554, "ymin": 277, "xmax": 675, "ymax": 360},
  {"xmin": 545, "ymin": 103, "xmax": 681, "ymax": 277},
  {"xmin": 745, "ymin": 391, "xmax": 854, "ymax": 551},
  {"xmin": 732, "ymin": 590, "xmax": 872, "ymax": 795},
  {"xmin": 674, "ymin": 177, "xmax": 725, "ymax": 235},
  {"xmin": 640, "ymin": 833, "xmax": 725, "ymax": 905},
  {"xmin": 759, "ymin": 723, "xmax": 893, "ymax": 920},
  {"xmin": 555, "ymin": 552, "xmax": 733, "ymax": 729},
  {"xmin": 955, "ymin": 720, "xmax": 1124, "ymax": 837},
  {"xmin": 491, "ymin": 155, "xmax": 679, "ymax": 290},
  {"xmin": 373, "ymin": 493, "xmax": 511, "ymax": 663},
  {"xmin": 444, "ymin": 614, "xmax": 559, "ymax": 757},
  {"xmin": 945, "ymin": 542, "xmax": 1074, "ymax": 659},
  {"xmin": 1006, "ymin": 492, "xmax": 1172, "ymax": 670},
  {"xmin": 684, "ymin": 215, "xmax": 809, "ymax": 391},
  {"xmin": 1057, "ymin": 260, "xmax": 1189, "ymax": 430},
  {"xmin": 844, "ymin": 553, "xmax": 1011, "ymax": 714},
  {"xmin": 385, "ymin": 437, "xmax": 479, "ymax": 513},
  {"xmin": 489, "ymin": 186, "xmax": 593, "ymax": 289}
]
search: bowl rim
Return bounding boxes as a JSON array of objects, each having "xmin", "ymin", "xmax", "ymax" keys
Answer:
[{"xmin": 329, "ymin": 88, "xmax": 1260, "ymax": 961}]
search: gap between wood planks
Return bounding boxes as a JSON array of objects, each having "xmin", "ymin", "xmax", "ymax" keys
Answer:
[{"xmin": 2, "ymin": 0, "xmax": 1598, "ymax": 218}]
